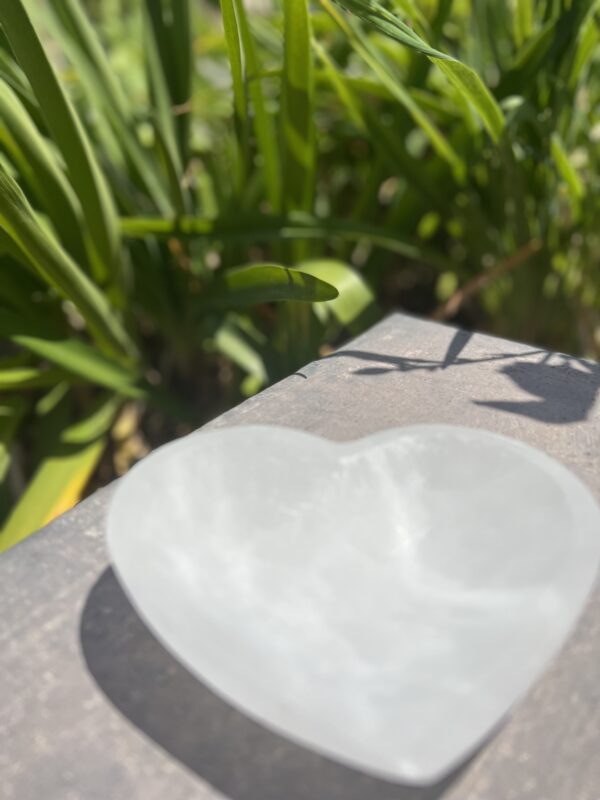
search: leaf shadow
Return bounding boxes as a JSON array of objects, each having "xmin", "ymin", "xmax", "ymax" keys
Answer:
[{"xmin": 326, "ymin": 329, "xmax": 600, "ymax": 425}]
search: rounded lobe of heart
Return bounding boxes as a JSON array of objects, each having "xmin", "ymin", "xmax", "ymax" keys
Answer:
[{"xmin": 107, "ymin": 424, "xmax": 600, "ymax": 785}]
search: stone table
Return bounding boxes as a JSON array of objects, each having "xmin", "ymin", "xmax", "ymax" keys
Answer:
[{"xmin": 2, "ymin": 313, "xmax": 600, "ymax": 800}]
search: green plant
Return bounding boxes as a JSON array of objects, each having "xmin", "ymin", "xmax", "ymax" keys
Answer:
[
  {"xmin": 1, "ymin": 0, "xmax": 598, "ymax": 548},
  {"xmin": 322, "ymin": 0, "xmax": 600, "ymax": 349},
  {"xmin": 0, "ymin": 0, "xmax": 380, "ymax": 548}
]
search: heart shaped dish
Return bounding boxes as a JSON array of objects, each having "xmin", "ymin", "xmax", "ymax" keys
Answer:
[{"xmin": 107, "ymin": 424, "xmax": 600, "ymax": 784}]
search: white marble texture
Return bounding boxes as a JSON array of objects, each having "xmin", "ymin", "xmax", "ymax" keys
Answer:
[{"xmin": 107, "ymin": 424, "xmax": 600, "ymax": 784}]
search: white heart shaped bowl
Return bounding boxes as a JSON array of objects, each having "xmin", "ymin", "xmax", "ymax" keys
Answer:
[{"xmin": 107, "ymin": 424, "xmax": 600, "ymax": 785}]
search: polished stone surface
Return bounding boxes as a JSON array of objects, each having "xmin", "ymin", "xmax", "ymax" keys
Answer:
[{"xmin": 2, "ymin": 314, "xmax": 600, "ymax": 800}]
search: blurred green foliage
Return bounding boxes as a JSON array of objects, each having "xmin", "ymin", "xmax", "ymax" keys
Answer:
[{"xmin": 0, "ymin": 0, "xmax": 599, "ymax": 546}]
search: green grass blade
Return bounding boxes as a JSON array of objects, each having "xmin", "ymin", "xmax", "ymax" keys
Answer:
[
  {"xmin": 0, "ymin": 78, "xmax": 88, "ymax": 265},
  {"xmin": 0, "ymin": 393, "xmax": 120, "ymax": 551},
  {"xmin": 282, "ymin": 0, "xmax": 316, "ymax": 212},
  {"xmin": 331, "ymin": 0, "xmax": 451, "ymax": 58},
  {"xmin": 234, "ymin": 0, "xmax": 282, "ymax": 210},
  {"xmin": 321, "ymin": 1, "xmax": 465, "ymax": 178},
  {"xmin": 0, "ymin": 365, "xmax": 67, "ymax": 391},
  {"xmin": 143, "ymin": 4, "xmax": 185, "ymax": 194},
  {"xmin": 431, "ymin": 57, "xmax": 505, "ymax": 143},
  {"xmin": 146, "ymin": 1, "xmax": 173, "ymax": 98},
  {"xmin": 41, "ymin": 0, "xmax": 172, "ymax": 215},
  {"xmin": 312, "ymin": 38, "xmax": 368, "ymax": 132},
  {"xmin": 0, "ymin": 0, "xmax": 121, "ymax": 286},
  {"xmin": 551, "ymin": 132, "xmax": 584, "ymax": 218},
  {"xmin": 120, "ymin": 213, "xmax": 451, "ymax": 267},
  {"xmin": 219, "ymin": 0, "xmax": 249, "ymax": 190},
  {"xmin": 47, "ymin": 0, "xmax": 129, "ymax": 118},
  {"xmin": 170, "ymin": 1, "xmax": 193, "ymax": 111},
  {"xmin": 497, "ymin": 17, "xmax": 558, "ymax": 97},
  {"xmin": 0, "ymin": 164, "xmax": 135, "ymax": 359},
  {"xmin": 152, "ymin": 123, "xmax": 187, "ymax": 217},
  {"xmin": 514, "ymin": 0, "xmax": 535, "ymax": 46},
  {"xmin": 568, "ymin": 8, "xmax": 600, "ymax": 88},
  {"xmin": 501, "ymin": 2, "xmax": 596, "ymax": 97},
  {"xmin": 327, "ymin": 0, "xmax": 505, "ymax": 143},
  {"xmin": 0, "ymin": 39, "xmax": 40, "ymax": 120},
  {"xmin": 146, "ymin": 0, "xmax": 192, "ymax": 160},
  {"xmin": 203, "ymin": 264, "xmax": 338, "ymax": 308},
  {"xmin": 0, "ymin": 309, "xmax": 144, "ymax": 397},
  {"xmin": 392, "ymin": 0, "xmax": 430, "ymax": 36},
  {"xmin": 214, "ymin": 319, "xmax": 268, "ymax": 393},
  {"xmin": 0, "ymin": 437, "xmax": 109, "ymax": 548}
]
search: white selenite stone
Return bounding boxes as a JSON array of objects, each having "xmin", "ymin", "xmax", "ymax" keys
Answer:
[{"xmin": 107, "ymin": 425, "xmax": 600, "ymax": 784}]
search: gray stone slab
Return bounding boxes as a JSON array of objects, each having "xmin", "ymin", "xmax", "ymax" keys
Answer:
[{"xmin": 1, "ymin": 313, "xmax": 599, "ymax": 800}]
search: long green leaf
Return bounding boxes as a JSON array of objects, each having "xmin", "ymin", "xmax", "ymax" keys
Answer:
[
  {"xmin": 0, "ymin": 394, "xmax": 120, "ymax": 551},
  {"xmin": 497, "ymin": 17, "xmax": 558, "ymax": 98},
  {"xmin": 0, "ymin": 39, "xmax": 40, "ymax": 121},
  {"xmin": 120, "ymin": 213, "xmax": 450, "ymax": 267},
  {"xmin": 431, "ymin": 57, "xmax": 505, "ymax": 143},
  {"xmin": 146, "ymin": 0, "xmax": 192, "ymax": 160},
  {"xmin": 332, "ymin": 0, "xmax": 451, "ymax": 58},
  {"xmin": 214, "ymin": 319, "xmax": 268, "ymax": 393},
  {"xmin": 282, "ymin": 0, "xmax": 315, "ymax": 212},
  {"xmin": 142, "ymin": 3, "xmax": 186, "ymax": 207},
  {"xmin": 0, "ymin": 164, "xmax": 135, "ymax": 359},
  {"xmin": 45, "ymin": 0, "xmax": 129, "ymax": 117},
  {"xmin": 312, "ymin": 38, "xmax": 367, "ymax": 132},
  {"xmin": 321, "ymin": 1, "xmax": 465, "ymax": 178},
  {"xmin": 0, "ymin": 78, "xmax": 87, "ymax": 264},
  {"xmin": 152, "ymin": 123, "xmax": 187, "ymax": 217},
  {"xmin": 233, "ymin": 0, "xmax": 282, "ymax": 210},
  {"xmin": 0, "ymin": 365, "xmax": 67, "ymax": 391},
  {"xmin": 40, "ymin": 0, "xmax": 172, "ymax": 215},
  {"xmin": 1, "ymin": 438, "xmax": 110, "ymax": 546},
  {"xmin": 0, "ymin": 310, "xmax": 143, "ymax": 397},
  {"xmin": 551, "ymin": 132, "xmax": 584, "ymax": 218},
  {"xmin": 0, "ymin": 0, "xmax": 121, "ymax": 285},
  {"xmin": 500, "ymin": 1, "xmax": 597, "ymax": 98},
  {"xmin": 568, "ymin": 7, "xmax": 600, "ymax": 88},
  {"xmin": 514, "ymin": 0, "xmax": 535, "ymax": 46},
  {"xmin": 145, "ymin": 1, "xmax": 191, "ymax": 169},
  {"xmin": 392, "ymin": 0, "xmax": 429, "ymax": 36},
  {"xmin": 170, "ymin": 1, "xmax": 193, "ymax": 114},
  {"xmin": 204, "ymin": 264, "xmax": 338, "ymax": 308},
  {"xmin": 219, "ymin": 0, "xmax": 249, "ymax": 189},
  {"xmin": 327, "ymin": 0, "xmax": 505, "ymax": 142}
]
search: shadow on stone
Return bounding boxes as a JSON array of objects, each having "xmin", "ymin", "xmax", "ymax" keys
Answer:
[
  {"xmin": 80, "ymin": 567, "xmax": 474, "ymax": 800},
  {"xmin": 328, "ymin": 329, "xmax": 600, "ymax": 425},
  {"xmin": 473, "ymin": 359, "xmax": 600, "ymax": 423}
]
